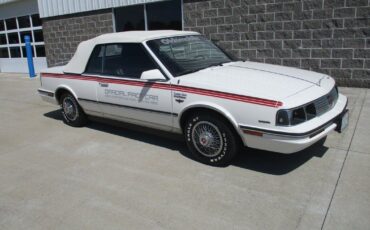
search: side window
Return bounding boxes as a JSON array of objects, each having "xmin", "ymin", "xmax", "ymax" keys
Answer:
[
  {"xmin": 103, "ymin": 43, "xmax": 157, "ymax": 79},
  {"xmin": 105, "ymin": 44, "xmax": 122, "ymax": 57},
  {"xmin": 85, "ymin": 45, "xmax": 104, "ymax": 74},
  {"xmin": 102, "ymin": 44, "xmax": 123, "ymax": 76}
]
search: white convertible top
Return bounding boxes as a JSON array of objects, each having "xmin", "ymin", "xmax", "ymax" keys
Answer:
[{"xmin": 63, "ymin": 30, "xmax": 199, "ymax": 74}]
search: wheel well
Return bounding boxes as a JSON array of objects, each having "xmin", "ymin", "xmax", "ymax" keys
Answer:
[
  {"xmin": 55, "ymin": 88, "xmax": 71, "ymax": 104},
  {"xmin": 180, "ymin": 107, "xmax": 242, "ymax": 142}
]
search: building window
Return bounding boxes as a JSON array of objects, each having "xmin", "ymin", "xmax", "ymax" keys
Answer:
[
  {"xmin": 0, "ymin": 14, "xmax": 44, "ymax": 59},
  {"xmin": 0, "ymin": 34, "xmax": 7, "ymax": 45},
  {"xmin": 10, "ymin": 47, "xmax": 21, "ymax": 57},
  {"xmin": 5, "ymin": 18, "xmax": 17, "ymax": 30},
  {"xmin": 31, "ymin": 14, "xmax": 42, "ymax": 27},
  {"xmin": 22, "ymin": 46, "xmax": 34, "ymax": 57},
  {"xmin": 147, "ymin": 0, "xmax": 182, "ymax": 30},
  {"xmin": 7, "ymin": 33, "xmax": 19, "ymax": 44},
  {"xmin": 20, "ymin": 31, "xmax": 33, "ymax": 43},
  {"xmin": 114, "ymin": 5, "xmax": 145, "ymax": 32},
  {"xmin": 114, "ymin": 0, "xmax": 182, "ymax": 32},
  {"xmin": 35, "ymin": 45, "xmax": 45, "ymax": 57},
  {"xmin": 33, "ymin": 30, "xmax": 44, "ymax": 42},
  {"xmin": 18, "ymin": 16, "xmax": 31, "ymax": 28},
  {"xmin": 0, "ymin": 48, "xmax": 9, "ymax": 58},
  {"xmin": 0, "ymin": 20, "xmax": 4, "ymax": 31}
]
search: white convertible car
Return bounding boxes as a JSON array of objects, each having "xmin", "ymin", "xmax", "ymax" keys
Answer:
[{"xmin": 38, "ymin": 30, "xmax": 348, "ymax": 166}]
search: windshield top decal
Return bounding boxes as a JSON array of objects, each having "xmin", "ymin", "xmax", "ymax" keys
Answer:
[{"xmin": 160, "ymin": 36, "xmax": 200, "ymax": 45}]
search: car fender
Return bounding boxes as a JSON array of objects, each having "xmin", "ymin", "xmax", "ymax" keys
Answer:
[
  {"xmin": 55, "ymin": 84, "xmax": 78, "ymax": 103},
  {"xmin": 178, "ymin": 102, "xmax": 246, "ymax": 143}
]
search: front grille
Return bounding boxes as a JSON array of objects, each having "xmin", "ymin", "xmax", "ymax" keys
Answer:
[
  {"xmin": 315, "ymin": 96, "xmax": 330, "ymax": 115},
  {"xmin": 313, "ymin": 87, "xmax": 338, "ymax": 116}
]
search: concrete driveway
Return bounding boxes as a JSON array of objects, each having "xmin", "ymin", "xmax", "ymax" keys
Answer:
[{"xmin": 0, "ymin": 74, "xmax": 369, "ymax": 230}]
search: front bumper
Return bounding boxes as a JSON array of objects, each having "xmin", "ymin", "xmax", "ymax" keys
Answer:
[{"xmin": 240, "ymin": 93, "xmax": 348, "ymax": 154}]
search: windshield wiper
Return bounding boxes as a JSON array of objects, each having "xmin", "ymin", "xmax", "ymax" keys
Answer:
[
  {"xmin": 206, "ymin": 61, "xmax": 230, "ymax": 69},
  {"xmin": 178, "ymin": 67, "xmax": 205, "ymax": 76},
  {"xmin": 177, "ymin": 61, "xmax": 230, "ymax": 77}
]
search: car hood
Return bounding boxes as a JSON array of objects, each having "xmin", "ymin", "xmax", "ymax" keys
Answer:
[{"xmin": 176, "ymin": 61, "xmax": 329, "ymax": 101}]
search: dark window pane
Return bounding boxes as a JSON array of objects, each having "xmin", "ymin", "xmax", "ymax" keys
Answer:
[
  {"xmin": 10, "ymin": 47, "xmax": 21, "ymax": 57},
  {"xmin": 33, "ymin": 30, "xmax": 44, "ymax": 42},
  {"xmin": 105, "ymin": 44, "xmax": 122, "ymax": 57},
  {"xmin": 147, "ymin": 0, "xmax": 182, "ymax": 30},
  {"xmin": 20, "ymin": 31, "xmax": 33, "ymax": 43},
  {"xmin": 18, "ymin": 16, "xmax": 30, "ymax": 28},
  {"xmin": 5, "ymin": 18, "xmax": 17, "ymax": 30},
  {"xmin": 114, "ymin": 5, "xmax": 145, "ymax": 32},
  {"xmin": 22, "ymin": 45, "xmax": 34, "ymax": 57},
  {"xmin": 0, "ymin": 34, "xmax": 7, "ymax": 45},
  {"xmin": 0, "ymin": 20, "xmax": 4, "ymax": 31},
  {"xmin": 31, "ymin": 14, "xmax": 41, "ymax": 27},
  {"xmin": 35, "ymin": 45, "xmax": 45, "ymax": 57},
  {"xmin": 103, "ymin": 44, "xmax": 123, "ymax": 75},
  {"xmin": 7, "ymin": 32, "xmax": 19, "ymax": 44},
  {"xmin": 85, "ymin": 45, "xmax": 104, "ymax": 74},
  {"xmin": 103, "ymin": 43, "xmax": 156, "ymax": 78},
  {"xmin": 0, "ymin": 48, "xmax": 9, "ymax": 58}
]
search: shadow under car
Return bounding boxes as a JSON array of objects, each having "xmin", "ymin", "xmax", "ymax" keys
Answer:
[{"xmin": 44, "ymin": 109, "xmax": 329, "ymax": 175}]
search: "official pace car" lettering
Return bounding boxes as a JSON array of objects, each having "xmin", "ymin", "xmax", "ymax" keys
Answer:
[{"xmin": 105, "ymin": 89, "xmax": 159, "ymax": 105}]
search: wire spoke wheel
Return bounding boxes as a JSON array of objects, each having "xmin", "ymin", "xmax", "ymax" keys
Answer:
[
  {"xmin": 191, "ymin": 121, "xmax": 223, "ymax": 158},
  {"xmin": 62, "ymin": 97, "xmax": 78, "ymax": 121}
]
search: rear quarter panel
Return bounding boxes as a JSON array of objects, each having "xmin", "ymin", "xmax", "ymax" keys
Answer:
[{"xmin": 41, "ymin": 73, "xmax": 99, "ymax": 113}]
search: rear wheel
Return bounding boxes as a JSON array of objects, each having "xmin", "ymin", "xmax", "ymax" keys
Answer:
[
  {"xmin": 60, "ymin": 93, "xmax": 87, "ymax": 127},
  {"xmin": 184, "ymin": 113, "xmax": 240, "ymax": 166}
]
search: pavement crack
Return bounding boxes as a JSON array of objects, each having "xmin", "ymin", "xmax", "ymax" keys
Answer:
[{"xmin": 320, "ymin": 89, "xmax": 368, "ymax": 230}]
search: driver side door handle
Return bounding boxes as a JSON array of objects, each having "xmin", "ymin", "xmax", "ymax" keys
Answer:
[{"xmin": 99, "ymin": 82, "xmax": 109, "ymax": 87}]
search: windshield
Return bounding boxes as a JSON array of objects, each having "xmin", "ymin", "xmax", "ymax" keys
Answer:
[{"xmin": 147, "ymin": 35, "xmax": 232, "ymax": 77}]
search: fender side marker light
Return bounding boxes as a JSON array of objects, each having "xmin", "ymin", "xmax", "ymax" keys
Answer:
[{"xmin": 243, "ymin": 130, "xmax": 263, "ymax": 137}]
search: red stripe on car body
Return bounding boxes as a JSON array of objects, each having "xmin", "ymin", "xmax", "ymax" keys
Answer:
[{"xmin": 42, "ymin": 73, "xmax": 283, "ymax": 108}]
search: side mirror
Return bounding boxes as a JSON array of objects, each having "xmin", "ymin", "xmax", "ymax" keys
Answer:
[{"xmin": 140, "ymin": 69, "xmax": 166, "ymax": 81}]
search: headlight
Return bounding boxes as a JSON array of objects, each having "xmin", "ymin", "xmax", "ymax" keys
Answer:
[
  {"xmin": 276, "ymin": 110, "xmax": 290, "ymax": 126},
  {"xmin": 276, "ymin": 104, "xmax": 316, "ymax": 126},
  {"xmin": 291, "ymin": 107, "xmax": 306, "ymax": 125}
]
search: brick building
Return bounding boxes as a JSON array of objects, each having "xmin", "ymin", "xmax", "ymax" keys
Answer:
[
  {"xmin": 1, "ymin": 0, "xmax": 369, "ymax": 87},
  {"xmin": 182, "ymin": 0, "xmax": 370, "ymax": 87}
]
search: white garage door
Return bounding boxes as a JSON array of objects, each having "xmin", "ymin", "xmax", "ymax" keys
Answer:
[{"xmin": 0, "ymin": 14, "xmax": 47, "ymax": 73}]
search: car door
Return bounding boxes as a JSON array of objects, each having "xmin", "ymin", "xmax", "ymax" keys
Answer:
[{"xmin": 96, "ymin": 43, "xmax": 174, "ymax": 131}]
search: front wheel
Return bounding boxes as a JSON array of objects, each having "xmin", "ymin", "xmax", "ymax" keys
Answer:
[
  {"xmin": 185, "ymin": 113, "xmax": 240, "ymax": 166},
  {"xmin": 60, "ymin": 93, "xmax": 88, "ymax": 127}
]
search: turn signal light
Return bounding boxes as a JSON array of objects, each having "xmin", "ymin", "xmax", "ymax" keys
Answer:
[{"xmin": 243, "ymin": 130, "xmax": 263, "ymax": 137}]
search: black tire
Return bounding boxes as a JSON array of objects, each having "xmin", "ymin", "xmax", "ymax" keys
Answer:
[
  {"xmin": 184, "ymin": 113, "xmax": 240, "ymax": 166},
  {"xmin": 60, "ymin": 93, "xmax": 88, "ymax": 127}
]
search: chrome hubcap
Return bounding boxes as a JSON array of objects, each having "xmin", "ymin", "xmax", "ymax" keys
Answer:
[
  {"xmin": 192, "ymin": 121, "xmax": 223, "ymax": 157},
  {"xmin": 63, "ymin": 97, "xmax": 77, "ymax": 121}
]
